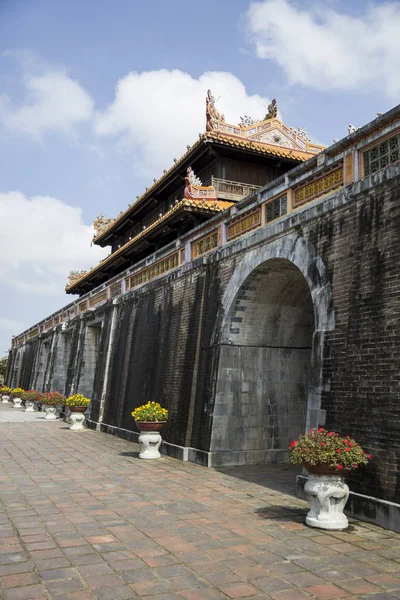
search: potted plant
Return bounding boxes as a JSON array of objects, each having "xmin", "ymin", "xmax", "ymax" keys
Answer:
[
  {"xmin": 11, "ymin": 388, "xmax": 24, "ymax": 408},
  {"xmin": 33, "ymin": 391, "xmax": 42, "ymax": 411},
  {"xmin": 21, "ymin": 390, "xmax": 40, "ymax": 412},
  {"xmin": 0, "ymin": 386, "xmax": 11, "ymax": 403},
  {"xmin": 65, "ymin": 393, "xmax": 90, "ymax": 430},
  {"xmin": 41, "ymin": 391, "xmax": 65, "ymax": 420},
  {"xmin": 290, "ymin": 427, "xmax": 371, "ymax": 530},
  {"xmin": 131, "ymin": 402, "xmax": 168, "ymax": 459}
]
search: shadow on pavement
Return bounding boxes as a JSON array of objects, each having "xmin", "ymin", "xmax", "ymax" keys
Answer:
[{"xmin": 215, "ymin": 463, "xmax": 301, "ymax": 497}]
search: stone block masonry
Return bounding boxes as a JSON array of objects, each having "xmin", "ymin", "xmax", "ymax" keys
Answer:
[{"xmin": 8, "ymin": 121, "xmax": 400, "ymax": 527}]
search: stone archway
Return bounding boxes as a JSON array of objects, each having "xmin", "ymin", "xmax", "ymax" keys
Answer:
[{"xmin": 210, "ymin": 233, "xmax": 334, "ymax": 467}]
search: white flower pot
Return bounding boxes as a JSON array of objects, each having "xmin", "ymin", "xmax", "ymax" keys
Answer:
[
  {"xmin": 69, "ymin": 411, "xmax": 86, "ymax": 431},
  {"xmin": 24, "ymin": 401, "xmax": 35, "ymax": 412},
  {"xmin": 13, "ymin": 397, "xmax": 22, "ymax": 408},
  {"xmin": 304, "ymin": 473, "xmax": 349, "ymax": 530},
  {"xmin": 2, "ymin": 394, "xmax": 10, "ymax": 403},
  {"xmin": 138, "ymin": 432, "xmax": 162, "ymax": 459},
  {"xmin": 44, "ymin": 406, "xmax": 57, "ymax": 420}
]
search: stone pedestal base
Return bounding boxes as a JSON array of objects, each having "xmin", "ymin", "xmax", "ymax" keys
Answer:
[
  {"xmin": 138, "ymin": 432, "xmax": 162, "ymax": 459},
  {"xmin": 44, "ymin": 406, "xmax": 57, "ymax": 420},
  {"xmin": 305, "ymin": 473, "xmax": 349, "ymax": 530},
  {"xmin": 70, "ymin": 412, "xmax": 85, "ymax": 431},
  {"xmin": 13, "ymin": 397, "xmax": 22, "ymax": 408},
  {"xmin": 2, "ymin": 395, "xmax": 10, "ymax": 403},
  {"xmin": 25, "ymin": 401, "xmax": 35, "ymax": 412}
]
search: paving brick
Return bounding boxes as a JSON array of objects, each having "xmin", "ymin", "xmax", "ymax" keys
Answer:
[
  {"xmin": 1, "ymin": 416, "xmax": 400, "ymax": 600},
  {"xmin": 303, "ymin": 584, "xmax": 349, "ymax": 599},
  {"xmin": 39, "ymin": 567, "xmax": 77, "ymax": 581},
  {"xmin": 0, "ymin": 572, "xmax": 39, "ymax": 588},
  {"xmin": 3, "ymin": 584, "xmax": 46, "ymax": 600},
  {"xmin": 45, "ymin": 578, "xmax": 85, "ymax": 595},
  {"xmin": 218, "ymin": 581, "xmax": 261, "ymax": 598}
]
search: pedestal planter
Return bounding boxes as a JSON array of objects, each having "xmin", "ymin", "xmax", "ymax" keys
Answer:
[
  {"xmin": 44, "ymin": 405, "xmax": 57, "ymax": 420},
  {"xmin": 24, "ymin": 401, "xmax": 35, "ymax": 412},
  {"xmin": 69, "ymin": 406, "xmax": 87, "ymax": 431},
  {"xmin": 136, "ymin": 422, "xmax": 165, "ymax": 459},
  {"xmin": 304, "ymin": 464, "xmax": 349, "ymax": 531},
  {"xmin": 2, "ymin": 394, "xmax": 10, "ymax": 403},
  {"xmin": 13, "ymin": 397, "xmax": 22, "ymax": 408}
]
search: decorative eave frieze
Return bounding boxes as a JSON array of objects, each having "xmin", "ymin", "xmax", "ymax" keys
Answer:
[{"xmin": 66, "ymin": 196, "xmax": 232, "ymax": 293}]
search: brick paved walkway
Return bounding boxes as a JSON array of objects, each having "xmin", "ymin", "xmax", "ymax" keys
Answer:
[{"xmin": 1, "ymin": 406, "xmax": 400, "ymax": 599}]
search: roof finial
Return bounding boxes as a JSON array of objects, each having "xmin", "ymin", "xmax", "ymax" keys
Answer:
[
  {"xmin": 265, "ymin": 99, "xmax": 278, "ymax": 120},
  {"xmin": 206, "ymin": 89, "xmax": 225, "ymax": 131}
]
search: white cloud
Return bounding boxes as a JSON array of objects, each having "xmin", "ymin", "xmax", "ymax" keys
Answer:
[
  {"xmin": 0, "ymin": 71, "xmax": 93, "ymax": 138},
  {"xmin": 0, "ymin": 192, "xmax": 106, "ymax": 294},
  {"xmin": 94, "ymin": 69, "xmax": 271, "ymax": 174},
  {"xmin": 246, "ymin": 0, "xmax": 400, "ymax": 98},
  {"xmin": 0, "ymin": 317, "xmax": 24, "ymax": 333}
]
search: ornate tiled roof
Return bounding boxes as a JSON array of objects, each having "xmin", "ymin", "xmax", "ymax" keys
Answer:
[
  {"xmin": 91, "ymin": 92, "xmax": 324, "ymax": 253},
  {"xmin": 92, "ymin": 136, "xmax": 207, "ymax": 244},
  {"xmin": 66, "ymin": 197, "xmax": 232, "ymax": 292},
  {"xmin": 93, "ymin": 99, "xmax": 324, "ymax": 245},
  {"xmin": 206, "ymin": 131, "xmax": 316, "ymax": 162}
]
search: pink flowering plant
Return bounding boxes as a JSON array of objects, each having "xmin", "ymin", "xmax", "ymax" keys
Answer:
[
  {"xmin": 289, "ymin": 428, "xmax": 371, "ymax": 471},
  {"xmin": 21, "ymin": 390, "xmax": 42, "ymax": 402},
  {"xmin": 41, "ymin": 391, "xmax": 65, "ymax": 406}
]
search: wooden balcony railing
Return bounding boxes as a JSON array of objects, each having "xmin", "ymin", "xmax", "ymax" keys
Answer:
[{"xmin": 210, "ymin": 177, "xmax": 261, "ymax": 201}]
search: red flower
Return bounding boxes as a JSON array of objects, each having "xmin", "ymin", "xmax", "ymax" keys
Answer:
[
  {"xmin": 291, "ymin": 441, "xmax": 297, "ymax": 447},
  {"xmin": 327, "ymin": 432, "xmax": 334, "ymax": 436},
  {"xmin": 367, "ymin": 454, "xmax": 371, "ymax": 459},
  {"xmin": 345, "ymin": 448, "xmax": 350, "ymax": 452},
  {"xmin": 343, "ymin": 439, "xmax": 348, "ymax": 445},
  {"xmin": 348, "ymin": 442, "xmax": 353, "ymax": 447},
  {"xmin": 336, "ymin": 449, "xmax": 341, "ymax": 453},
  {"xmin": 353, "ymin": 464, "xmax": 358, "ymax": 467},
  {"xmin": 337, "ymin": 465, "xmax": 343, "ymax": 470},
  {"xmin": 321, "ymin": 442, "xmax": 326, "ymax": 447},
  {"xmin": 318, "ymin": 428, "xmax": 325, "ymax": 432}
]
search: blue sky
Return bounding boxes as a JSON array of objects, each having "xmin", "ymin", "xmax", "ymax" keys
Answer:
[{"xmin": 0, "ymin": 0, "xmax": 399, "ymax": 355}]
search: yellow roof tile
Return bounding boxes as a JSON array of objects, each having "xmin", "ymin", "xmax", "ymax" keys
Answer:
[
  {"xmin": 66, "ymin": 197, "xmax": 232, "ymax": 292},
  {"xmin": 93, "ymin": 129, "xmax": 317, "ymax": 244}
]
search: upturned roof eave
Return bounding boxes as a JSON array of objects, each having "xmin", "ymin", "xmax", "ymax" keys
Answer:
[
  {"xmin": 66, "ymin": 199, "xmax": 231, "ymax": 294},
  {"xmin": 93, "ymin": 136, "xmax": 210, "ymax": 246},
  {"xmin": 93, "ymin": 131, "xmax": 314, "ymax": 246}
]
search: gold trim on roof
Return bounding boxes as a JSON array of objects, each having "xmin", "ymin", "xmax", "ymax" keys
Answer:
[
  {"xmin": 92, "ymin": 136, "xmax": 206, "ymax": 244},
  {"xmin": 206, "ymin": 131, "xmax": 318, "ymax": 162},
  {"xmin": 66, "ymin": 197, "xmax": 232, "ymax": 292},
  {"xmin": 93, "ymin": 121, "xmax": 324, "ymax": 245}
]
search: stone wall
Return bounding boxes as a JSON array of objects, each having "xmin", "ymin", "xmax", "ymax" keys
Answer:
[{"xmin": 8, "ymin": 165, "xmax": 400, "ymax": 504}]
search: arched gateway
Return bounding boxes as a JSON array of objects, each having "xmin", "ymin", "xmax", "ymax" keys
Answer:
[{"xmin": 210, "ymin": 233, "xmax": 334, "ymax": 466}]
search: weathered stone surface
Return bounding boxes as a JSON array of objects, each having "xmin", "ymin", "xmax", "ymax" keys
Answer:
[{"xmin": 8, "ymin": 164, "xmax": 400, "ymax": 507}]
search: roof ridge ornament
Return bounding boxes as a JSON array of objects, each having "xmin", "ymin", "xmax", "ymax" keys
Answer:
[
  {"xmin": 297, "ymin": 126, "xmax": 310, "ymax": 141},
  {"xmin": 206, "ymin": 89, "xmax": 225, "ymax": 131},
  {"xmin": 93, "ymin": 213, "xmax": 115, "ymax": 239},
  {"xmin": 67, "ymin": 270, "xmax": 87, "ymax": 287},
  {"xmin": 265, "ymin": 98, "xmax": 278, "ymax": 120},
  {"xmin": 240, "ymin": 114, "xmax": 258, "ymax": 127},
  {"xmin": 187, "ymin": 166, "xmax": 203, "ymax": 186},
  {"xmin": 184, "ymin": 167, "xmax": 217, "ymax": 200}
]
